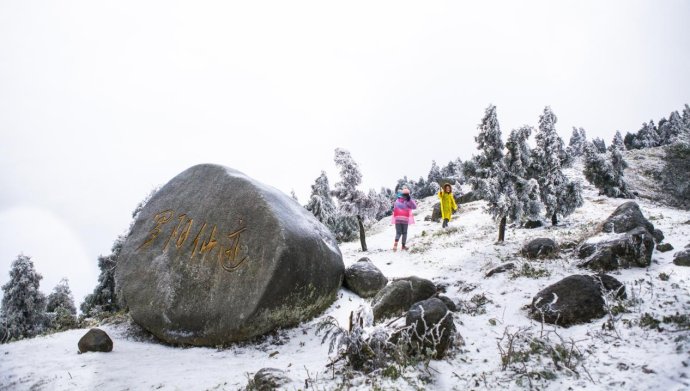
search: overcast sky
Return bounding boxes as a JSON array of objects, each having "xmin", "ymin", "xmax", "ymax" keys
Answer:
[{"xmin": 1, "ymin": 0, "xmax": 689, "ymax": 308}]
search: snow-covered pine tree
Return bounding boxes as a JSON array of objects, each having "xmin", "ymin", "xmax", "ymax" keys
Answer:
[
  {"xmin": 583, "ymin": 142, "xmax": 633, "ymax": 198},
  {"xmin": 332, "ymin": 148, "xmax": 371, "ymax": 251},
  {"xmin": 305, "ymin": 171, "xmax": 338, "ymax": 232},
  {"xmin": 658, "ymin": 111, "xmax": 684, "ymax": 145},
  {"xmin": 427, "ymin": 160, "xmax": 442, "ymax": 186},
  {"xmin": 610, "ymin": 130, "xmax": 625, "ymax": 151},
  {"xmin": 532, "ymin": 106, "xmax": 583, "ymax": 225},
  {"xmin": 568, "ymin": 127, "xmax": 587, "ymax": 157},
  {"xmin": 471, "ymin": 104, "xmax": 513, "ymax": 241},
  {"xmin": 46, "ymin": 278, "xmax": 77, "ymax": 331},
  {"xmin": 592, "ymin": 137, "xmax": 607, "ymax": 153},
  {"xmin": 1, "ymin": 254, "xmax": 47, "ymax": 342},
  {"xmin": 631, "ymin": 120, "xmax": 660, "ymax": 149},
  {"xmin": 440, "ymin": 158, "xmax": 463, "ymax": 184},
  {"xmin": 504, "ymin": 126, "xmax": 542, "ymax": 225},
  {"xmin": 81, "ymin": 188, "xmax": 157, "ymax": 317},
  {"xmin": 683, "ymin": 104, "xmax": 690, "ymax": 131}
]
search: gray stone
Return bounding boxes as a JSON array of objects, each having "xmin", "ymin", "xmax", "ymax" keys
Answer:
[
  {"xmin": 437, "ymin": 295, "xmax": 458, "ymax": 312},
  {"xmin": 673, "ymin": 250, "xmax": 690, "ymax": 267},
  {"xmin": 431, "ymin": 203, "xmax": 442, "ymax": 222},
  {"xmin": 521, "ymin": 238, "xmax": 558, "ymax": 259},
  {"xmin": 406, "ymin": 298, "xmax": 456, "ymax": 359},
  {"xmin": 78, "ymin": 328, "xmax": 113, "ymax": 353},
  {"xmin": 602, "ymin": 202, "xmax": 655, "ymax": 236},
  {"xmin": 653, "ymin": 229, "xmax": 665, "ymax": 244},
  {"xmin": 371, "ymin": 276, "xmax": 436, "ymax": 323},
  {"xmin": 344, "ymin": 258, "xmax": 388, "ymax": 298},
  {"xmin": 577, "ymin": 227, "xmax": 655, "ymax": 271},
  {"xmin": 529, "ymin": 274, "xmax": 625, "ymax": 327},
  {"xmin": 253, "ymin": 368, "xmax": 290, "ymax": 391},
  {"xmin": 115, "ymin": 164, "xmax": 344, "ymax": 346},
  {"xmin": 485, "ymin": 262, "xmax": 515, "ymax": 278},
  {"xmin": 524, "ymin": 220, "xmax": 543, "ymax": 229},
  {"xmin": 656, "ymin": 243, "xmax": 674, "ymax": 253}
]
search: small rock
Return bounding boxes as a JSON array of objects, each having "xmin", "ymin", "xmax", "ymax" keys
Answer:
[
  {"xmin": 344, "ymin": 258, "xmax": 388, "ymax": 298},
  {"xmin": 406, "ymin": 298, "xmax": 456, "ymax": 359},
  {"xmin": 656, "ymin": 243, "xmax": 674, "ymax": 253},
  {"xmin": 652, "ymin": 229, "xmax": 665, "ymax": 244},
  {"xmin": 524, "ymin": 220, "xmax": 543, "ymax": 229},
  {"xmin": 78, "ymin": 328, "xmax": 113, "ymax": 353},
  {"xmin": 253, "ymin": 368, "xmax": 290, "ymax": 391},
  {"xmin": 485, "ymin": 262, "xmax": 515, "ymax": 278},
  {"xmin": 521, "ymin": 238, "xmax": 558, "ymax": 259},
  {"xmin": 673, "ymin": 250, "xmax": 690, "ymax": 267}
]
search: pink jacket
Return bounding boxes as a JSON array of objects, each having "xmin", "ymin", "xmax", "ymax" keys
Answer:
[{"xmin": 391, "ymin": 197, "xmax": 417, "ymax": 225}]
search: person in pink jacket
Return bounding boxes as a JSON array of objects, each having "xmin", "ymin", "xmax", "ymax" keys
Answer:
[{"xmin": 391, "ymin": 187, "xmax": 417, "ymax": 251}]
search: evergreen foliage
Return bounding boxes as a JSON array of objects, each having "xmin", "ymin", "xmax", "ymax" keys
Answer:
[
  {"xmin": 332, "ymin": 148, "xmax": 372, "ymax": 250},
  {"xmin": 46, "ymin": 278, "xmax": 77, "ymax": 331},
  {"xmin": 611, "ymin": 130, "xmax": 625, "ymax": 151},
  {"xmin": 583, "ymin": 142, "xmax": 633, "ymax": 198},
  {"xmin": 305, "ymin": 171, "xmax": 338, "ymax": 232},
  {"xmin": 531, "ymin": 107, "xmax": 583, "ymax": 225},
  {"xmin": 505, "ymin": 126, "xmax": 542, "ymax": 223},
  {"xmin": 592, "ymin": 137, "xmax": 607, "ymax": 153},
  {"xmin": 567, "ymin": 127, "xmax": 587, "ymax": 157},
  {"xmin": 1, "ymin": 255, "xmax": 47, "ymax": 342}
]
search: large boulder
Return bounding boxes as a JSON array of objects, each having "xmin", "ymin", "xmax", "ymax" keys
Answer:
[
  {"xmin": 529, "ymin": 274, "xmax": 625, "ymax": 327},
  {"xmin": 673, "ymin": 250, "xmax": 690, "ymax": 267},
  {"xmin": 406, "ymin": 298, "xmax": 456, "ymax": 359},
  {"xmin": 253, "ymin": 368, "xmax": 291, "ymax": 391},
  {"xmin": 602, "ymin": 202, "xmax": 655, "ymax": 236},
  {"xmin": 115, "ymin": 164, "xmax": 344, "ymax": 346},
  {"xmin": 521, "ymin": 238, "xmax": 558, "ymax": 259},
  {"xmin": 431, "ymin": 203, "xmax": 442, "ymax": 222},
  {"xmin": 344, "ymin": 258, "xmax": 388, "ymax": 298},
  {"xmin": 371, "ymin": 277, "xmax": 437, "ymax": 322},
  {"xmin": 78, "ymin": 328, "xmax": 113, "ymax": 353},
  {"xmin": 577, "ymin": 227, "xmax": 655, "ymax": 271}
]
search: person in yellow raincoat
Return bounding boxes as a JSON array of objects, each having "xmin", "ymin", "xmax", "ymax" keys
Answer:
[{"xmin": 438, "ymin": 183, "xmax": 458, "ymax": 228}]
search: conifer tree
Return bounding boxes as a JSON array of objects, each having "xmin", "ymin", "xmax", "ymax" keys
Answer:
[
  {"xmin": 611, "ymin": 130, "xmax": 625, "ymax": 151},
  {"xmin": 531, "ymin": 106, "xmax": 583, "ymax": 225},
  {"xmin": 332, "ymin": 148, "xmax": 370, "ymax": 251},
  {"xmin": 1, "ymin": 255, "xmax": 47, "ymax": 342},
  {"xmin": 658, "ymin": 111, "xmax": 684, "ymax": 145},
  {"xmin": 568, "ymin": 127, "xmax": 587, "ymax": 157},
  {"xmin": 592, "ymin": 137, "xmax": 607, "ymax": 153},
  {"xmin": 305, "ymin": 171, "xmax": 337, "ymax": 232},
  {"xmin": 505, "ymin": 126, "xmax": 542, "ymax": 224},
  {"xmin": 46, "ymin": 278, "xmax": 77, "ymax": 331},
  {"xmin": 470, "ymin": 104, "xmax": 513, "ymax": 241},
  {"xmin": 583, "ymin": 142, "xmax": 633, "ymax": 198}
]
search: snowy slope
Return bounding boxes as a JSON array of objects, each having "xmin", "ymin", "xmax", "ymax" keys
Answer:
[{"xmin": 2, "ymin": 176, "xmax": 690, "ymax": 391}]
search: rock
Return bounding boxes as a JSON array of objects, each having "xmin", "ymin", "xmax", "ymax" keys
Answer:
[
  {"xmin": 656, "ymin": 243, "xmax": 674, "ymax": 253},
  {"xmin": 431, "ymin": 203, "xmax": 442, "ymax": 222},
  {"xmin": 457, "ymin": 191, "xmax": 481, "ymax": 204},
  {"xmin": 686, "ymin": 243, "xmax": 690, "ymax": 249},
  {"xmin": 78, "ymin": 328, "xmax": 113, "ymax": 353},
  {"xmin": 577, "ymin": 227, "xmax": 655, "ymax": 271},
  {"xmin": 115, "ymin": 164, "xmax": 344, "ymax": 346},
  {"xmin": 521, "ymin": 238, "xmax": 558, "ymax": 259},
  {"xmin": 406, "ymin": 298, "xmax": 456, "ymax": 359},
  {"xmin": 673, "ymin": 250, "xmax": 690, "ymax": 267},
  {"xmin": 253, "ymin": 368, "xmax": 290, "ymax": 391},
  {"xmin": 653, "ymin": 229, "xmax": 665, "ymax": 244},
  {"xmin": 602, "ymin": 202, "xmax": 655, "ymax": 236},
  {"xmin": 424, "ymin": 215, "xmax": 432, "ymax": 222},
  {"xmin": 485, "ymin": 262, "xmax": 515, "ymax": 278},
  {"xmin": 529, "ymin": 274, "xmax": 625, "ymax": 327},
  {"xmin": 437, "ymin": 295, "xmax": 458, "ymax": 312},
  {"xmin": 371, "ymin": 276, "xmax": 436, "ymax": 322},
  {"xmin": 344, "ymin": 258, "xmax": 388, "ymax": 298},
  {"xmin": 524, "ymin": 220, "xmax": 543, "ymax": 229}
]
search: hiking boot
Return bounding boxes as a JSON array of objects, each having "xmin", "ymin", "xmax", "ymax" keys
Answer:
[
  {"xmin": 401, "ymin": 245, "xmax": 409, "ymax": 251},
  {"xmin": 393, "ymin": 241, "xmax": 398, "ymax": 252}
]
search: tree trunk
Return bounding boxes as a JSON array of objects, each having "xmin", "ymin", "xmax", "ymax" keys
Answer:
[
  {"xmin": 551, "ymin": 212, "xmax": 558, "ymax": 226},
  {"xmin": 357, "ymin": 215, "xmax": 367, "ymax": 252},
  {"xmin": 498, "ymin": 216, "xmax": 506, "ymax": 242}
]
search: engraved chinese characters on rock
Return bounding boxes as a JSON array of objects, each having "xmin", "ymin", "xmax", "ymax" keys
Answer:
[{"xmin": 137, "ymin": 209, "xmax": 248, "ymax": 271}]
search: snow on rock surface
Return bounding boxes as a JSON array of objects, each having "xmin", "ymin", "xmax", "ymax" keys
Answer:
[{"xmin": 2, "ymin": 176, "xmax": 690, "ymax": 390}]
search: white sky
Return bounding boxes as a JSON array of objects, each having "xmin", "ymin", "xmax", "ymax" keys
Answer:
[{"xmin": 1, "ymin": 1, "xmax": 689, "ymax": 308}]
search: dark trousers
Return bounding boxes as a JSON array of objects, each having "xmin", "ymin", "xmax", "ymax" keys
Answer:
[
  {"xmin": 395, "ymin": 223, "xmax": 408, "ymax": 245},
  {"xmin": 442, "ymin": 218, "xmax": 449, "ymax": 228}
]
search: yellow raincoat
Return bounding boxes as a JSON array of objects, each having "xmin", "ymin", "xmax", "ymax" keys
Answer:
[{"xmin": 438, "ymin": 190, "xmax": 458, "ymax": 220}]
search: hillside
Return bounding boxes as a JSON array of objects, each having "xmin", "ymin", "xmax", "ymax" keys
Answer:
[{"xmin": 2, "ymin": 168, "xmax": 690, "ymax": 391}]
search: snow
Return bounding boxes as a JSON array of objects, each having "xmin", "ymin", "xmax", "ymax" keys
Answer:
[{"xmin": 2, "ymin": 179, "xmax": 690, "ymax": 390}]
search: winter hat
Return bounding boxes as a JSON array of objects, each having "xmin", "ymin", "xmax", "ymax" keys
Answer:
[{"xmin": 443, "ymin": 183, "xmax": 452, "ymax": 191}]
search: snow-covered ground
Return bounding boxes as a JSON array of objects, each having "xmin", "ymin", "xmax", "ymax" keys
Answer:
[{"xmin": 2, "ymin": 176, "xmax": 690, "ymax": 390}]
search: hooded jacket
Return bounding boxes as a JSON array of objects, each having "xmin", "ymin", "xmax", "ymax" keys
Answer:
[{"xmin": 438, "ymin": 184, "xmax": 458, "ymax": 220}]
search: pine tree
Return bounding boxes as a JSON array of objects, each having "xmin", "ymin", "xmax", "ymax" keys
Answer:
[
  {"xmin": 504, "ymin": 126, "xmax": 542, "ymax": 225},
  {"xmin": 532, "ymin": 106, "xmax": 583, "ymax": 225},
  {"xmin": 332, "ymin": 148, "xmax": 371, "ymax": 251},
  {"xmin": 611, "ymin": 130, "xmax": 625, "ymax": 151},
  {"xmin": 305, "ymin": 171, "xmax": 338, "ymax": 232},
  {"xmin": 471, "ymin": 105, "xmax": 513, "ymax": 241},
  {"xmin": 592, "ymin": 137, "xmax": 607, "ymax": 153},
  {"xmin": 80, "ymin": 188, "xmax": 157, "ymax": 317},
  {"xmin": 46, "ymin": 278, "xmax": 77, "ymax": 331},
  {"xmin": 1, "ymin": 255, "xmax": 47, "ymax": 342},
  {"xmin": 427, "ymin": 160, "xmax": 442, "ymax": 186},
  {"xmin": 583, "ymin": 142, "xmax": 633, "ymax": 198},
  {"xmin": 632, "ymin": 120, "xmax": 659, "ymax": 149},
  {"xmin": 658, "ymin": 111, "xmax": 684, "ymax": 145},
  {"xmin": 568, "ymin": 127, "xmax": 587, "ymax": 157}
]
